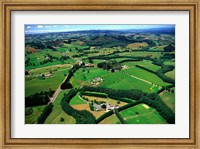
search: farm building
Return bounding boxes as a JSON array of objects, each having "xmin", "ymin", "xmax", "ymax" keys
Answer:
[
  {"xmin": 122, "ymin": 65, "xmax": 128, "ymax": 69},
  {"xmin": 92, "ymin": 102, "xmax": 119, "ymax": 111},
  {"xmin": 77, "ymin": 60, "xmax": 83, "ymax": 66},
  {"xmin": 85, "ymin": 63, "xmax": 94, "ymax": 67},
  {"xmin": 91, "ymin": 77, "xmax": 103, "ymax": 85}
]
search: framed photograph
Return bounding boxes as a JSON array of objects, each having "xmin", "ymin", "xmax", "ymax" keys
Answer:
[{"xmin": 0, "ymin": 0, "xmax": 199, "ymax": 148}]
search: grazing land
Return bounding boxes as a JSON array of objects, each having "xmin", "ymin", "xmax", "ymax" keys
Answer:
[
  {"xmin": 159, "ymin": 91, "xmax": 175, "ymax": 112},
  {"xmin": 120, "ymin": 104, "xmax": 167, "ymax": 124},
  {"xmin": 25, "ymin": 25, "xmax": 175, "ymax": 124}
]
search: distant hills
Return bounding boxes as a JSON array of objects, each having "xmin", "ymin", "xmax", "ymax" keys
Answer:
[{"xmin": 25, "ymin": 27, "xmax": 175, "ymax": 35}]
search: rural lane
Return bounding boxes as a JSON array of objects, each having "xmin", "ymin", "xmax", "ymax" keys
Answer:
[{"xmin": 49, "ymin": 64, "xmax": 73, "ymax": 103}]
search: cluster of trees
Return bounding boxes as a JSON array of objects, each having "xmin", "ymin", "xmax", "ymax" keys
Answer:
[
  {"xmin": 89, "ymin": 101, "xmax": 95, "ymax": 111},
  {"xmin": 61, "ymin": 82, "xmax": 73, "ymax": 90},
  {"xmin": 25, "ymin": 70, "xmax": 29, "ymax": 75},
  {"xmin": 83, "ymin": 35, "xmax": 128, "ymax": 48},
  {"xmin": 60, "ymin": 64, "xmax": 80, "ymax": 90},
  {"xmin": 26, "ymin": 41, "xmax": 46, "ymax": 50},
  {"xmin": 25, "ymin": 90, "xmax": 54, "ymax": 107},
  {"xmin": 161, "ymin": 53, "xmax": 175, "ymax": 60},
  {"xmin": 163, "ymin": 44, "xmax": 175, "ymax": 52},
  {"xmin": 63, "ymin": 39, "xmax": 71, "ymax": 44},
  {"xmin": 60, "ymin": 89, "xmax": 96, "ymax": 124},
  {"xmin": 152, "ymin": 59, "xmax": 163, "ymax": 66},
  {"xmin": 47, "ymin": 45, "xmax": 56, "ymax": 51},
  {"xmin": 59, "ymin": 55, "xmax": 70, "ymax": 62},
  {"xmin": 40, "ymin": 54, "xmax": 58, "ymax": 65},
  {"xmin": 25, "ymin": 57, "xmax": 36, "ymax": 67},
  {"xmin": 36, "ymin": 103, "xmax": 53, "ymax": 124},
  {"xmin": 97, "ymin": 60, "xmax": 122, "ymax": 71}
]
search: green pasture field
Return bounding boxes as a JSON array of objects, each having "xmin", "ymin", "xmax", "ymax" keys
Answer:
[
  {"xmin": 26, "ymin": 49, "xmax": 63, "ymax": 62},
  {"xmin": 123, "ymin": 67, "xmax": 170, "ymax": 86},
  {"xmin": 71, "ymin": 67, "xmax": 109, "ymax": 87},
  {"xmin": 165, "ymin": 69, "xmax": 175, "ymax": 80},
  {"xmin": 57, "ymin": 47, "xmax": 67, "ymax": 52},
  {"xmin": 149, "ymin": 45, "xmax": 166, "ymax": 51},
  {"xmin": 69, "ymin": 93, "xmax": 87, "ymax": 105},
  {"xmin": 119, "ymin": 51, "xmax": 162, "ymax": 58},
  {"xmin": 62, "ymin": 43, "xmax": 89, "ymax": 52},
  {"xmin": 29, "ymin": 64, "xmax": 72, "ymax": 76},
  {"xmin": 25, "ymin": 48, "xmax": 75, "ymax": 70},
  {"xmin": 25, "ymin": 105, "xmax": 46, "ymax": 124},
  {"xmin": 121, "ymin": 60, "xmax": 152, "ymax": 67},
  {"xmin": 163, "ymin": 60, "xmax": 175, "ymax": 66},
  {"xmin": 92, "ymin": 59, "xmax": 105, "ymax": 65},
  {"xmin": 99, "ymin": 114, "xmax": 121, "ymax": 124},
  {"xmin": 45, "ymin": 90, "xmax": 76, "ymax": 124},
  {"xmin": 26, "ymin": 59, "xmax": 75, "ymax": 70},
  {"xmin": 25, "ymin": 69, "xmax": 68, "ymax": 97},
  {"xmin": 120, "ymin": 104, "xmax": 167, "ymax": 124},
  {"xmin": 139, "ymin": 64, "xmax": 161, "ymax": 72},
  {"xmin": 114, "ymin": 58, "xmax": 135, "ymax": 62},
  {"xmin": 100, "ymin": 71, "xmax": 152, "ymax": 93},
  {"xmin": 159, "ymin": 91, "xmax": 175, "ymax": 112}
]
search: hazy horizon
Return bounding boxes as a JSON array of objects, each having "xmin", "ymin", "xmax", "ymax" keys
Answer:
[{"xmin": 25, "ymin": 24, "xmax": 175, "ymax": 34}]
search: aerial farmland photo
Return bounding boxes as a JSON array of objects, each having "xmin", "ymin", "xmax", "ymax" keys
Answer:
[{"xmin": 25, "ymin": 25, "xmax": 175, "ymax": 124}]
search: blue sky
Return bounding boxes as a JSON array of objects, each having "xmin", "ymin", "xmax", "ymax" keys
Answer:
[{"xmin": 25, "ymin": 24, "xmax": 174, "ymax": 34}]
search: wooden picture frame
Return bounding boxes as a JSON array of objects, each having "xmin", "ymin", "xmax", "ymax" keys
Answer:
[{"xmin": 0, "ymin": 0, "xmax": 199, "ymax": 148}]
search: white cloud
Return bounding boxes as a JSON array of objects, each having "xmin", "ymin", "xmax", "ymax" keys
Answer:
[
  {"xmin": 25, "ymin": 29, "xmax": 55, "ymax": 33},
  {"xmin": 45, "ymin": 26, "xmax": 51, "ymax": 28},
  {"xmin": 26, "ymin": 26, "xmax": 31, "ymax": 29},
  {"xmin": 37, "ymin": 25, "xmax": 43, "ymax": 28}
]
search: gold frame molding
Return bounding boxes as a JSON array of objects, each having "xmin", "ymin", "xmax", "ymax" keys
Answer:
[{"xmin": 0, "ymin": 0, "xmax": 199, "ymax": 148}]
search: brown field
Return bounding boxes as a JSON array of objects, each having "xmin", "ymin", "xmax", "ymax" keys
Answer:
[
  {"xmin": 72, "ymin": 104, "xmax": 107, "ymax": 119},
  {"xmin": 27, "ymin": 47, "xmax": 37, "ymax": 53},
  {"xmin": 126, "ymin": 42, "xmax": 148, "ymax": 49}
]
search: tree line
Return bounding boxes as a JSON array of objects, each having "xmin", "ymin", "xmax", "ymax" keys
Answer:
[
  {"xmin": 36, "ymin": 103, "xmax": 53, "ymax": 124},
  {"xmin": 81, "ymin": 86, "xmax": 145, "ymax": 102},
  {"xmin": 60, "ymin": 89, "xmax": 96, "ymax": 124},
  {"xmin": 25, "ymin": 90, "xmax": 54, "ymax": 107}
]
